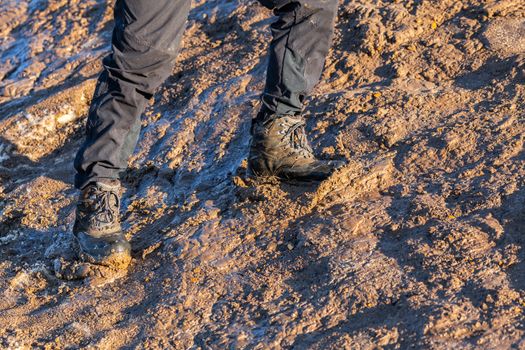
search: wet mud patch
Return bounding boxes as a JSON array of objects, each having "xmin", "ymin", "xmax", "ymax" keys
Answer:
[{"xmin": 0, "ymin": 0, "xmax": 525, "ymax": 348}]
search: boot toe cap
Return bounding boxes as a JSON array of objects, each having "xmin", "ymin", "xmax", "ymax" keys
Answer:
[{"xmin": 75, "ymin": 231, "xmax": 131, "ymax": 269}]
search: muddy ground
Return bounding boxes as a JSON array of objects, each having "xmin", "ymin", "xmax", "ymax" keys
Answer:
[{"xmin": 0, "ymin": 0, "xmax": 524, "ymax": 348}]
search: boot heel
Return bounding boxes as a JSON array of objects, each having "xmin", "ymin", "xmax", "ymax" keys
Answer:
[{"xmin": 247, "ymin": 157, "xmax": 273, "ymax": 178}]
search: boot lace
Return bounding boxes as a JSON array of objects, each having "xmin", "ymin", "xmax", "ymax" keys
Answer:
[
  {"xmin": 81, "ymin": 186, "xmax": 120, "ymax": 227},
  {"xmin": 280, "ymin": 119, "xmax": 315, "ymax": 159}
]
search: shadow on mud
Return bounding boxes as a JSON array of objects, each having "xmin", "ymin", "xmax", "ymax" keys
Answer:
[
  {"xmin": 0, "ymin": 136, "xmax": 78, "ymax": 190},
  {"xmin": 454, "ymin": 55, "xmax": 524, "ymax": 91},
  {"xmin": 375, "ymin": 145, "xmax": 525, "ymax": 346},
  {"xmin": 500, "ymin": 186, "xmax": 525, "ymax": 292}
]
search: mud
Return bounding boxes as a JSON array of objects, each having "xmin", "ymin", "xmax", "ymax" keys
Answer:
[{"xmin": 0, "ymin": 0, "xmax": 524, "ymax": 348}]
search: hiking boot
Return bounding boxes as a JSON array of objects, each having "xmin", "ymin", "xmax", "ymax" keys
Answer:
[
  {"xmin": 73, "ymin": 181, "xmax": 131, "ymax": 269},
  {"xmin": 248, "ymin": 114, "xmax": 345, "ymax": 181}
]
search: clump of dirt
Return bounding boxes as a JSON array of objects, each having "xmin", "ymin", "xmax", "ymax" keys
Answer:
[{"xmin": 0, "ymin": 0, "xmax": 524, "ymax": 348}]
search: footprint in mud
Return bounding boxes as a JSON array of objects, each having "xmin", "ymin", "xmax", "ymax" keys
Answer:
[
  {"xmin": 309, "ymin": 155, "xmax": 396, "ymax": 209},
  {"xmin": 483, "ymin": 18, "xmax": 525, "ymax": 55},
  {"xmin": 53, "ymin": 258, "xmax": 128, "ymax": 287}
]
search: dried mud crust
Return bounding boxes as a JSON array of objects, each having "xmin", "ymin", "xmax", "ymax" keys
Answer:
[{"xmin": 0, "ymin": 0, "xmax": 525, "ymax": 349}]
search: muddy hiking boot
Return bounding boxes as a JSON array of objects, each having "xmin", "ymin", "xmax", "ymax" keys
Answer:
[
  {"xmin": 248, "ymin": 114, "xmax": 345, "ymax": 181},
  {"xmin": 73, "ymin": 181, "xmax": 131, "ymax": 269}
]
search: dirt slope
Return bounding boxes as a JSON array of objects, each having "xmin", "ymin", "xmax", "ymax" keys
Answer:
[{"xmin": 1, "ymin": 0, "xmax": 525, "ymax": 348}]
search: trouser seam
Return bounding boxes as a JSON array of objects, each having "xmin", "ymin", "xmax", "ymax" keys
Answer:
[
  {"xmin": 123, "ymin": 26, "xmax": 181, "ymax": 56},
  {"xmin": 280, "ymin": 8, "xmax": 298, "ymax": 98}
]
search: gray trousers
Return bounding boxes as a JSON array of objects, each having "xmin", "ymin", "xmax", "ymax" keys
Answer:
[{"xmin": 74, "ymin": 0, "xmax": 338, "ymax": 189}]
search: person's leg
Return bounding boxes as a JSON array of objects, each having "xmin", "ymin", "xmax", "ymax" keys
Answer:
[
  {"xmin": 258, "ymin": 0, "xmax": 339, "ymax": 116},
  {"xmin": 249, "ymin": 0, "xmax": 344, "ymax": 180},
  {"xmin": 74, "ymin": 0, "xmax": 191, "ymax": 190},
  {"xmin": 72, "ymin": 0, "xmax": 190, "ymax": 268}
]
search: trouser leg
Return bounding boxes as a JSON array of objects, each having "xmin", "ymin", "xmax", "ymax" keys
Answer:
[
  {"xmin": 258, "ymin": 0, "xmax": 339, "ymax": 116},
  {"xmin": 74, "ymin": 0, "xmax": 191, "ymax": 189}
]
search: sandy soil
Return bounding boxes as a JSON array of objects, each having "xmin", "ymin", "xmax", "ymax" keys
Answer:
[{"xmin": 0, "ymin": 0, "xmax": 524, "ymax": 348}]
